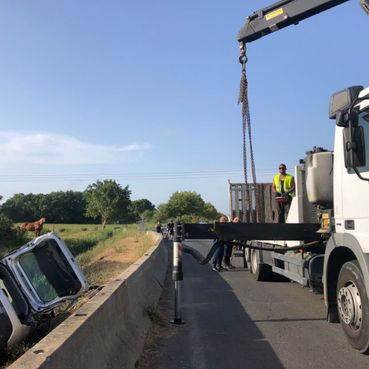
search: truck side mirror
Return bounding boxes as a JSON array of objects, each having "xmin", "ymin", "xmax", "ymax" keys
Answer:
[
  {"xmin": 343, "ymin": 125, "xmax": 366, "ymax": 168},
  {"xmin": 329, "ymin": 86, "xmax": 363, "ymax": 126}
]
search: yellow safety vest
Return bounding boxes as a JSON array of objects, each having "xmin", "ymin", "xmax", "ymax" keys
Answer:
[{"xmin": 273, "ymin": 174, "xmax": 295, "ymax": 196}]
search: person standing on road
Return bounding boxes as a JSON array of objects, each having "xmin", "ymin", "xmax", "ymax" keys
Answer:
[
  {"xmin": 167, "ymin": 220, "xmax": 174, "ymax": 240},
  {"xmin": 155, "ymin": 221, "xmax": 162, "ymax": 234},
  {"xmin": 223, "ymin": 216, "xmax": 240, "ymax": 270},
  {"xmin": 211, "ymin": 215, "xmax": 228, "ymax": 272},
  {"xmin": 272, "ymin": 164, "xmax": 295, "ymax": 223}
]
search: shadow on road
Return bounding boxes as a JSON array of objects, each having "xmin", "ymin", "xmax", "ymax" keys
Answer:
[{"xmin": 139, "ymin": 240, "xmax": 286, "ymax": 369}]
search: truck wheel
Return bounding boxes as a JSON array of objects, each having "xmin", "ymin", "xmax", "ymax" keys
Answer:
[
  {"xmin": 337, "ymin": 261, "xmax": 369, "ymax": 353},
  {"xmin": 250, "ymin": 249, "xmax": 273, "ymax": 281},
  {"xmin": 244, "ymin": 247, "xmax": 250, "ymax": 269}
]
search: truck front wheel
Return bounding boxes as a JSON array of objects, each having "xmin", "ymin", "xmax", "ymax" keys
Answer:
[{"xmin": 337, "ymin": 261, "xmax": 369, "ymax": 353}]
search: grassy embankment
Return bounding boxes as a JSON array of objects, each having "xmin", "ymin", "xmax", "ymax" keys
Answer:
[{"xmin": 43, "ymin": 223, "xmax": 159, "ymax": 284}]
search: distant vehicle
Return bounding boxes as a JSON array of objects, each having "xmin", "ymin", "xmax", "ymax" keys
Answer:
[{"xmin": 0, "ymin": 232, "xmax": 88, "ymax": 352}]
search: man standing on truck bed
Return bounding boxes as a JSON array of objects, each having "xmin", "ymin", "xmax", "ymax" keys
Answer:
[{"xmin": 272, "ymin": 164, "xmax": 295, "ymax": 223}]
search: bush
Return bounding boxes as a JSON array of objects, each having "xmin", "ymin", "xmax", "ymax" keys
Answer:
[
  {"xmin": 0, "ymin": 213, "xmax": 14, "ymax": 237},
  {"xmin": 0, "ymin": 214, "xmax": 28, "ymax": 256}
]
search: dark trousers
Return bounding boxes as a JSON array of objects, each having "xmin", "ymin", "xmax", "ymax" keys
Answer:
[
  {"xmin": 277, "ymin": 198, "xmax": 292, "ymax": 223},
  {"xmin": 212, "ymin": 240, "xmax": 224, "ymax": 267},
  {"xmin": 223, "ymin": 242, "xmax": 233, "ymax": 266}
]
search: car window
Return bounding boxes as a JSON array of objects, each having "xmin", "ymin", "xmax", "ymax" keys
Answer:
[{"xmin": 18, "ymin": 239, "xmax": 82, "ymax": 304}]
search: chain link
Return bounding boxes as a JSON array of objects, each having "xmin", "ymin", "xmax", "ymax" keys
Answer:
[{"xmin": 238, "ymin": 47, "xmax": 257, "ymax": 222}]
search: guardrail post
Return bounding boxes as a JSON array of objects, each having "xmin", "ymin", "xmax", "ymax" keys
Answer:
[{"xmin": 171, "ymin": 221, "xmax": 184, "ymax": 324}]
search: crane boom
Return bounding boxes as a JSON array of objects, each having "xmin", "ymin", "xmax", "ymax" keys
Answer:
[{"xmin": 238, "ymin": 0, "xmax": 350, "ymax": 44}]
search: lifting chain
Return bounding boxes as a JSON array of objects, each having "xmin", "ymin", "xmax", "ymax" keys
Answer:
[{"xmin": 238, "ymin": 44, "xmax": 257, "ymax": 222}]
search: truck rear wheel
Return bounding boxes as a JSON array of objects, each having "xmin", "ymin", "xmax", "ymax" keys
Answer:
[
  {"xmin": 244, "ymin": 247, "xmax": 250, "ymax": 269},
  {"xmin": 337, "ymin": 261, "xmax": 369, "ymax": 353},
  {"xmin": 250, "ymin": 249, "xmax": 273, "ymax": 281}
]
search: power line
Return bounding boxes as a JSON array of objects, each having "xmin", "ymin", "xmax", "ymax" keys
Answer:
[{"xmin": 0, "ymin": 169, "xmax": 276, "ymax": 183}]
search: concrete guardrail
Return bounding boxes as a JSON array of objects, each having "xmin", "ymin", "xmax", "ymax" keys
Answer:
[{"xmin": 8, "ymin": 237, "xmax": 169, "ymax": 369}]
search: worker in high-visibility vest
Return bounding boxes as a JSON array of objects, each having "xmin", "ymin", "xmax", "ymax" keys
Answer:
[{"xmin": 272, "ymin": 164, "xmax": 295, "ymax": 223}]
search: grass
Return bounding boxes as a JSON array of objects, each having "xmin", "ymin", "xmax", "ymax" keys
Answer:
[
  {"xmin": 77, "ymin": 227, "xmax": 157, "ymax": 285},
  {"xmin": 41, "ymin": 223, "xmax": 157, "ymax": 284},
  {"xmin": 10, "ymin": 223, "xmax": 157, "ymax": 283},
  {"xmin": 43, "ymin": 223, "xmax": 123, "ymax": 256}
]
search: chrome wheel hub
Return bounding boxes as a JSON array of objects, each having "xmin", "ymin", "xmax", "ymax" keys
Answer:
[{"xmin": 338, "ymin": 281, "xmax": 362, "ymax": 330}]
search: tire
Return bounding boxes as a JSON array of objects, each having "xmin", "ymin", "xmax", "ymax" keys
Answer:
[
  {"xmin": 245, "ymin": 247, "xmax": 250, "ymax": 263},
  {"xmin": 337, "ymin": 260, "xmax": 369, "ymax": 353},
  {"xmin": 242, "ymin": 246, "xmax": 250, "ymax": 269},
  {"xmin": 250, "ymin": 249, "xmax": 273, "ymax": 281}
]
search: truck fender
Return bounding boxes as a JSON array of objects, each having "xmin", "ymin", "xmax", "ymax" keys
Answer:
[{"xmin": 323, "ymin": 233, "xmax": 369, "ymax": 322}]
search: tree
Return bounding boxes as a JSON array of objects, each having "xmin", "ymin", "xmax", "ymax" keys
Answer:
[
  {"xmin": 84, "ymin": 180, "xmax": 131, "ymax": 227},
  {"xmin": 1, "ymin": 191, "xmax": 90, "ymax": 223},
  {"xmin": 160, "ymin": 191, "xmax": 219, "ymax": 223},
  {"xmin": 203, "ymin": 202, "xmax": 219, "ymax": 221},
  {"xmin": 130, "ymin": 199, "xmax": 155, "ymax": 221},
  {"xmin": 154, "ymin": 203, "xmax": 170, "ymax": 222},
  {"xmin": 1, "ymin": 193, "xmax": 43, "ymax": 221},
  {"xmin": 41, "ymin": 191, "xmax": 88, "ymax": 223}
]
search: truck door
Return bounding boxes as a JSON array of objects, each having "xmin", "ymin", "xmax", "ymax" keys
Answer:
[{"xmin": 335, "ymin": 110, "xmax": 369, "ymax": 252}]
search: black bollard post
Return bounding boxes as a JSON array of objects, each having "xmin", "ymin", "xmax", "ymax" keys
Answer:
[{"xmin": 171, "ymin": 221, "xmax": 185, "ymax": 324}]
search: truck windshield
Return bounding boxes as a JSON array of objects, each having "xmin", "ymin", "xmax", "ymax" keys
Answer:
[{"xmin": 18, "ymin": 239, "xmax": 82, "ymax": 304}]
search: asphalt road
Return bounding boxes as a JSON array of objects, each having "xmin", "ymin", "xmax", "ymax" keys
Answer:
[{"xmin": 138, "ymin": 240, "xmax": 369, "ymax": 369}]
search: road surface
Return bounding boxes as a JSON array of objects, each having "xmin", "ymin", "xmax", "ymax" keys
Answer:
[{"xmin": 138, "ymin": 240, "xmax": 369, "ymax": 369}]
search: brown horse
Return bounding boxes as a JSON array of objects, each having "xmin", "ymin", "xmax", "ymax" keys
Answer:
[{"xmin": 21, "ymin": 217, "xmax": 46, "ymax": 237}]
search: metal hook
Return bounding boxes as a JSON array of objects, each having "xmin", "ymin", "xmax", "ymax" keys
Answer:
[
  {"xmin": 238, "ymin": 43, "xmax": 248, "ymax": 65},
  {"xmin": 239, "ymin": 54, "xmax": 248, "ymax": 65}
]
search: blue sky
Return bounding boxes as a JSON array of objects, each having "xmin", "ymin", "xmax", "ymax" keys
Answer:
[{"xmin": 0, "ymin": 0, "xmax": 368, "ymax": 214}]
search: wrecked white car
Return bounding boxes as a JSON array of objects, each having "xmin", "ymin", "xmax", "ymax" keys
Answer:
[{"xmin": 0, "ymin": 232, "xmax": 88, "ymax": 351}]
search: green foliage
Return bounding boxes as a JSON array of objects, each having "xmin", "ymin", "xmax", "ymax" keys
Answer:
[
  {"xmin": 42, "ymin": 223, "xmax": 126, "ymax": 256},
  {"xmin": 129, "ymin": 199, "xmax": 156, "ymax": 221},
  {"xmin": 1, "ymin": 191, "xmax": 90, "ymax": 223},
  {"xmin": 203, "ymin": 202, "xmax": 219, "ymax": 220},
  {"xmin": 142, "ymin": 209, "xmax": 155, "ymax": 222},
  {"xmin": 153, "ymin": 203, "xmax": 169, "ymax": 222},
  {"xmin": 0, "ymin": 213, "xmax": 28, "ymax": 256},
  {"xmin": 1, "ymin": 193, "xmax": 43, "ymax": 221},
  {"xmin": 41, "ymin": 191, "xmax": 88, "ymax": 223},
  {"xmin": 84, "ymin": 180, "xmax": 132, "ymax": 227},
  {"xmin": 0, "ymin": 213, "xmax": 14, "ymax": 235},
  {"xmin": 155, "ymin": 191, "xmax": 219, "ymax": 222}
]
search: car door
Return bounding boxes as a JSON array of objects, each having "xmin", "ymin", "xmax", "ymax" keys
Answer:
[{"xmin": 2, "ymin": 232, "xmax": 88, "ymax": 313}]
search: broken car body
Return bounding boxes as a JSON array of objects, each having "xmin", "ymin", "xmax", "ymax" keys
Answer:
[{"xmin": 0, "ymin": 232, "xmax": 88, "ymax": 351}]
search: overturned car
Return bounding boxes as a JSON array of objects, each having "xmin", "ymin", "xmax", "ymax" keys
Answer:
[{"xmin": 0, "ymin": 232, "xmax": 88, "ymax": 352}]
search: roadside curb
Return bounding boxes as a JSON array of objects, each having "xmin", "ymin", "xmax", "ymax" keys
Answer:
[{"xmin": 8, "ymin": 236, "xmax": 168, "ymax": 369}]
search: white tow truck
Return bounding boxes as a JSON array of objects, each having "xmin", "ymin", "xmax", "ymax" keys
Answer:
[
  {"xmin": 228, "ymin": 85, "xmax": 369, "ymax": 353},
  {"xmin": 180, "ymin": 0, "xmax": 369, "ymax": 354},
  {"xmin": 225, "ymin": 0, "xmax": 369, "ymax": 353}
]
